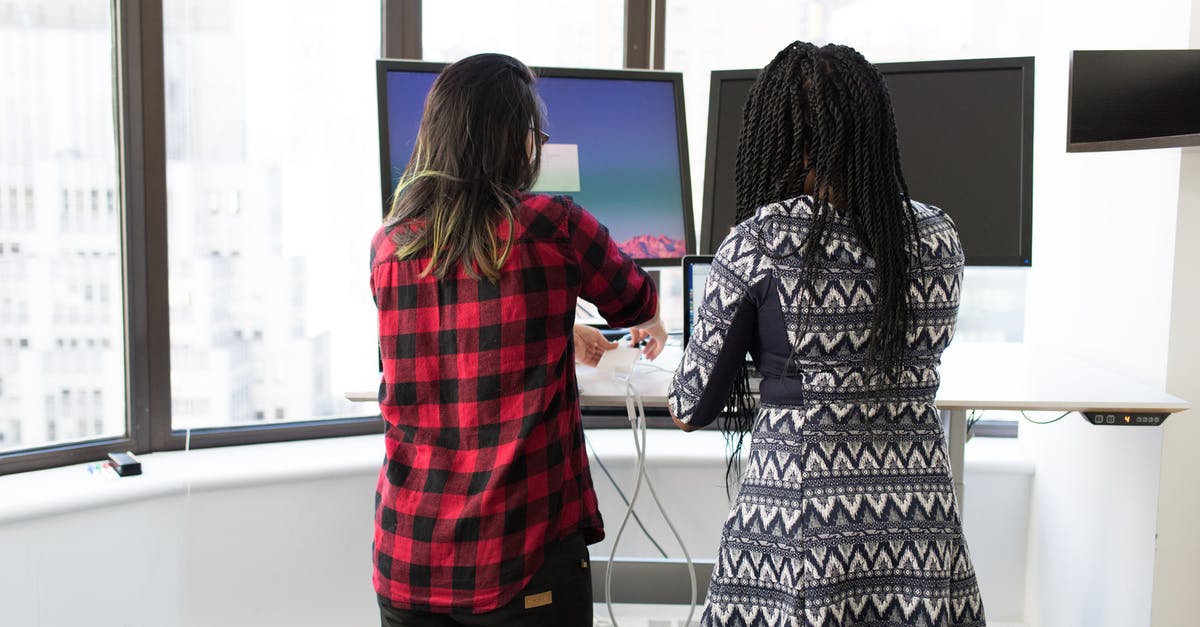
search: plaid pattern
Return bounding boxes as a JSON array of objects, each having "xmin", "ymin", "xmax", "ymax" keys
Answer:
[{"xmin": 370, "ymin": 193, "xmax": 657, "ymax": 613}]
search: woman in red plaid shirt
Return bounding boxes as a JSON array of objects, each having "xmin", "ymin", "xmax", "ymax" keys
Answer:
[{"xmin": 371, "ymin": 53, "xmax": 667, "ymax": 627}]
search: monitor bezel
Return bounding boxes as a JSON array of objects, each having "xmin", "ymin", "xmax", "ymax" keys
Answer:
[
  {"xmin": 699, "ymin": 69, "xmax": 758, "ymax": 258},
  {"xmin": 700, "ymin": 56, "xmax": 1036, "ymax": 267},
  {"xmin": 376, "ymin": 58, "xmax": 696, "ymax": 267}
]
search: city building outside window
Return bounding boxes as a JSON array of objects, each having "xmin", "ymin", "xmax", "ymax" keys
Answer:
[
  {"xmin": 0, "ymin": 0, "xmax": 125, "ymax": 453},
  {"xmin": 164, "ymin": 0, "xmax": 383, "ymax": 430}
]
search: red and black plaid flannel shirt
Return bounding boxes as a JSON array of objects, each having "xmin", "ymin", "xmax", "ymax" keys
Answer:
[{"xmin": 370, "ymin": 192, "xmax": 658, "ymax": 613}]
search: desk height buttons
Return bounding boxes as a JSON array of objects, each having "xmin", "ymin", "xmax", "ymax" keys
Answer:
[{"xmin": 1083, "ymin": 412, "xmax": 1168, "ymax": 426}]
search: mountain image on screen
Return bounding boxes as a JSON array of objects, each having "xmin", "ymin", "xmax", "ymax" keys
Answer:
[{"xmin": 618, "ymin": 234, "xmax": 686, "ymax": 259}]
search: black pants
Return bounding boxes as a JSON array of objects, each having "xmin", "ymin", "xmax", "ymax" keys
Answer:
[{"xmin": 379, "ymin": 534, "xmax": 593, "ymax": 627}]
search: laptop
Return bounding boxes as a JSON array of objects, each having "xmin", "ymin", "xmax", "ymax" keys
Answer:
[
  {"xmin": 681, "ymin": 254, "xmax": 761, "ymax": 381},
  {"xmin": 681, "ymin": 255, "xmax": 714, "ymax": 347}
]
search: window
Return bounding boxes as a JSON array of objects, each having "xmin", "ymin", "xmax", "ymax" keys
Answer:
[
  {"xmin": 423, "ymin": 0, "xmax": 624, "ymax": 68},
  {"xmin": 666, "ymin": 0, "xmax": 818, "ymax": 234},
  {"xmin": 0, "ymin": 0, "xmax": 126, "ymax": 455},
  {"xmin": 164, "ymin": 0, "xmax": 382, "ymax": 430}
]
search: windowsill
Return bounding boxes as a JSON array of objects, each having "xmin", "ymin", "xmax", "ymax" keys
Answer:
[
  {"xmin": 0, "ymin": 434, "xmax": 383, "ymax": 526},
  {"xmin": 0, "ymin": 426, "xmax": 1033, "ymax": 527}
]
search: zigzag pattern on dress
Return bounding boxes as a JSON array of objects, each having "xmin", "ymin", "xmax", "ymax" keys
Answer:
[
  {"xmin": 762, "ymin": 402, "xmax": 944, "ymax": 428},
  {"xmin": 667, "ymin": 196, "xmax": 985, "ymax": 626},
  {"xmin": 745, "ymin": 439, "xmax": 949, "ymax": 480}
]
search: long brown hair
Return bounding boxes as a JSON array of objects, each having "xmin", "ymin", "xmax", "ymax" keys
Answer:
[{"xmin": 387, "ymin": 53, "xmax": 545, "ymax": 280}]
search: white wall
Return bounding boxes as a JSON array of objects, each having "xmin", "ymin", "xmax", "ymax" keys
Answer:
[
  {"xmin": 0, "ymin": 498, "xmax": 183, "ymax": 626},
  {"xmin": 999, "ymin": 2, "xmax": 1191, "ymax": 626},
  {"xmin": 1019, "ymin": 2, "xmax": 1187, "ymax": 384},
  {"xmin": 177, "ymin": 476, "xmax": 378, "ymax": 626},
  {"xmin": 1152, "ymin": 4, "xmax": 1200, "ymax": 620},
  {"xmin": 0, "ymin": 435, "xmax": 1034, "ymax": 626},
  {"xmin": 1152, "ymin": 151, "xmax": 1200, "ymax": 627},
  {"xmin": 0, "ymin": 472, "xmax": 378, "ymax": 627}
]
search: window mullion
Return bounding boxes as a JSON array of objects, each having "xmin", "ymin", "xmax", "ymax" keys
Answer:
[{"xmin": 113, "ymin": 0, "xmax": 171, "ymax": 453}]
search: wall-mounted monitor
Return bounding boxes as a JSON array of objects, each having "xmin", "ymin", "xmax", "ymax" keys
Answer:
[
  {"xmin": 701, "ymin": 57, "xmax": 1035, "ymax": 267},
  {"xmin": 1068, "ymin": 49, "xmax": 1200, "ymax": 152},
  {"xmin": 377, "ymin": 60, "xmax": 695, "ymax": 266}
]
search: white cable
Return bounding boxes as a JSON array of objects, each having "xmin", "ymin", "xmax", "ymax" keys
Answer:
[
  {"xmin": 603, "ymin": 367, "xmax": 697, "ymax": 627},
  {"xmin": 184, "ymin": 426, "xmax": 193, "ymax": 498},
  {"xmin": 603, "ymin": 374, "xmax": 647, "ymax": 626},
  {"xmin": 179, "ymin": 427, "xmax": 194, "ymax": 579},
  {"xmin": 627, "ymin": 376, "xmax": 698, "ymax": 626},
  {"xmin": 632, "ymin": 361, "xmax": 673, "ymax": 374},
  {"xmin": 629, "ymin": 379, "xmax": 698, "ymax": 627}
]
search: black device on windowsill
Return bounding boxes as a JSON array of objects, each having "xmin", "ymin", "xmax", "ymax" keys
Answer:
[{"xmin": 107, "ymin": 451, "xmax": 142, "ymax": 477}]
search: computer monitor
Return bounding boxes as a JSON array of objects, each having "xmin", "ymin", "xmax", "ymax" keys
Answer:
[
  {"xmin": 1068, "ymin": 50, "xmax": 1200, "ymax": 152},
  {"xmin": 377, "ymin": 60, "xmax": 695, "ymax": 266},
  {"xmin": 700, "ymin": 57, "xmax": 1035, "ymax": 266},
  {"xmin": 681, "ymin": 255, "xmax": 713, "ymax": 347}
]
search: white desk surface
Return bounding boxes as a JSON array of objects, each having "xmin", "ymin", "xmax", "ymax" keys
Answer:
[
  {"xmin": 936, "ymin": 342, "xmax": 1187, "ymax": 412},
  {"xmin": 348, "ymin": 342, "xmax": 1190, "ymax": 414}
]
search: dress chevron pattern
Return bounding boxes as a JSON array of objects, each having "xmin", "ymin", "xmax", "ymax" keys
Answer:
[{"xmin": 668, "ymin": 196, "xmax": 985, "ymax": 627}]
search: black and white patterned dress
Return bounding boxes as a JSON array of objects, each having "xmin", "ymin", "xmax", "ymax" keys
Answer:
[{"xmin": 668, "ymin": 196, "xmax": 985, "ymax": 627}]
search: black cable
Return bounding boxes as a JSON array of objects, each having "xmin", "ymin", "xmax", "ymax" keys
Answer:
[
  {"xmin": 584, "ymin": 433, "xmax": 669, "ymax": 558},
  {"xmin": 966, "ymin": 409, "xmax": 982, "ymax": 434},
  {"xmin": 1021, "ymin": 410, "xmax": 1073, "ymax": 425}
]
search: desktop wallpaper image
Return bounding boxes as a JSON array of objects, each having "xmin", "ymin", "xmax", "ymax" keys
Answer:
[{"xmin": 385, "ymin": 71, "xmax": 688, "ymax": 259}]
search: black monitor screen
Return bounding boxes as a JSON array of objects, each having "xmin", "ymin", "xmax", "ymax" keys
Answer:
[
  {"xmin": 378, "ymin": 61, "xmax": 694, "ymax": 265},
  {"xmin": 701, "ymin": 57, "xmax": 1034, "ymax": 266},
  {"xmin": 1069, "ymin": 49, "xmax": 1200, "ymax": 151}
]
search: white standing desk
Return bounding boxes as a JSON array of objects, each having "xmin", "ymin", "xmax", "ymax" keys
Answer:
[
  {"xmin": 345, "ymin": 341, "xmax": 1187, "ymax": 609},
  {"xmin": 935, "ymin": 342, "xmax": 1188, "ymax": 503},
  {"xmin": 347, "ymin": 341, "xmax": 1190, "ymax": 506},
  {"xmin": 566, "ymin": 341, "xmax": 1192, "ymax": 506}
]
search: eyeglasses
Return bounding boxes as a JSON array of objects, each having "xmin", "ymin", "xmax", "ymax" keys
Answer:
[{"xmin": 531, "ymin": 127, "xmax": 550, "ymax": 146}]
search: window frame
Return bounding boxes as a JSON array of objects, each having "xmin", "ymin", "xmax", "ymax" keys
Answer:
[
  {"xmin": 150, "ymin": 0, "xmax": 390, "ymax": 453},
  {"xmin": 0, "ymin": 0, "xmax": 695, "ymax": 476},
  {"xmin": 0, "ymin": 0, "xmax": 149, "ymax": 474},
  {"xmin": 0, "ymin": 0, "xmax": 391, "ymax": 474},
  {"xmin": 624, "ymin": 0, "xmax": 666, "ymax": 70}
]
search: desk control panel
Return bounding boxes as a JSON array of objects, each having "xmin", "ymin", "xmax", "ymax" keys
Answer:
[{"xmin": 1082, "ymin": 412, "xmax": 1169, "ymax": 426}]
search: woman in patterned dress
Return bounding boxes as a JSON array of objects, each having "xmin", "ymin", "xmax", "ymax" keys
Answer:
[{"xmin": 667, "ymin": 42, "xmax": 987, "ymax": 627}]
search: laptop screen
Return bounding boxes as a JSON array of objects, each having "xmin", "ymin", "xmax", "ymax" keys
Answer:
[{"xmin": 681, "ymin": 255, "xmax": 713, "ymax": 347}]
